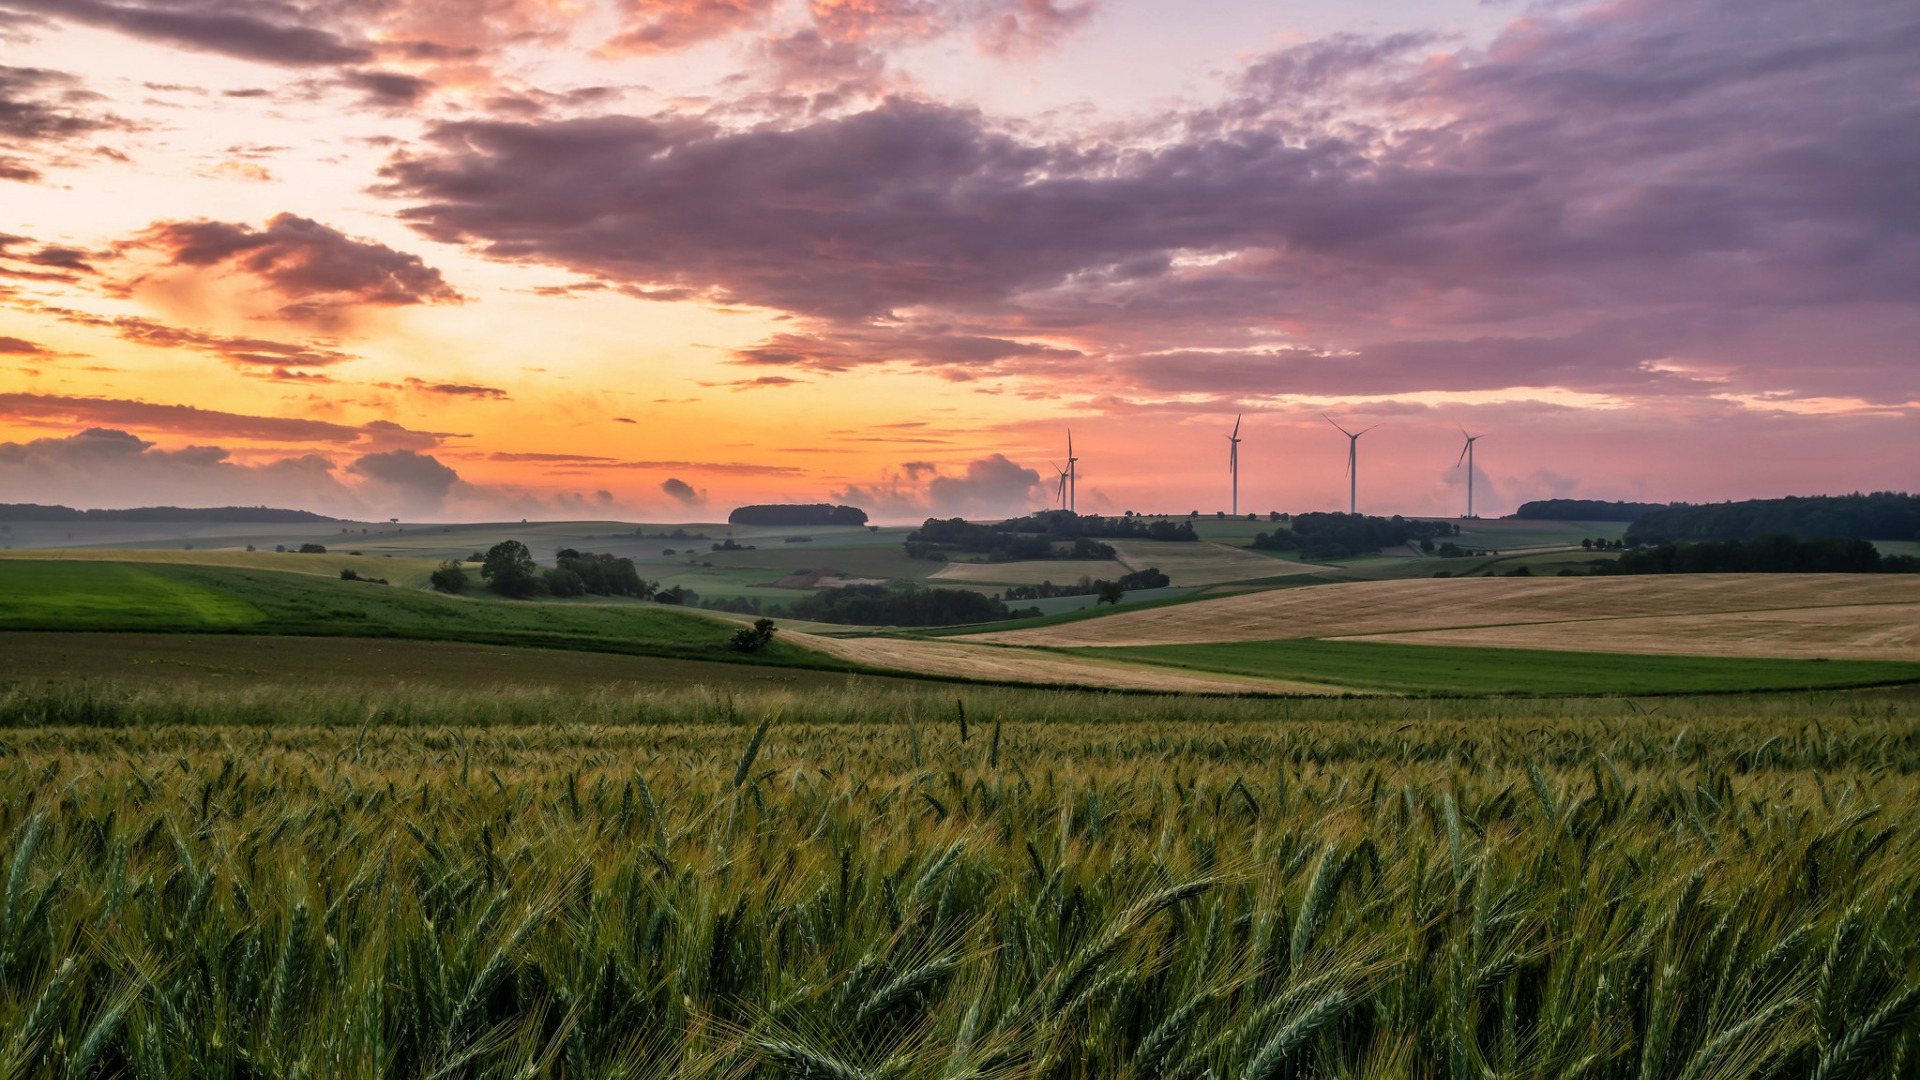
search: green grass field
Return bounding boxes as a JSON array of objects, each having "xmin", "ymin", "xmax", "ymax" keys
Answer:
[
  {"xmin": 0, "ymin": 560, "xmax": 847, "ymax": 671},
  {"xmin": 1091, "ymin": 637, "xmax": 1920, "ymax": 695}
]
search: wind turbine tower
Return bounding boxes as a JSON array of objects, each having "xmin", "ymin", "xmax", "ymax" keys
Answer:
[
  {"xmin": 1065, "ymin": 430, "xmax": 1079, "ymax": 514},
  {"xmin": 1455, "ymin": 430, "xmax": 1484, "ymax": 519},
  {"xmin": 1226, "ymin": 415, "xmax": 1243, "ymax": 516},
  {"xmin": 1322, "ymin": 414, "xmax": 1378, "ymax": 515}
]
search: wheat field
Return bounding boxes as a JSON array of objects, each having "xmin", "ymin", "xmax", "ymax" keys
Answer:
[
  {"xmin": 0, "ymin": 679, "xmax": 1917, "ymax": 1077},
  {"xmin": 960, "ymin": 574, "xmax": 1920, "ymax": 653}
]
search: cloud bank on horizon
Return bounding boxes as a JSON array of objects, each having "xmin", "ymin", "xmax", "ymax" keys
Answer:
[{"xmin": 0, "ymin": 0, "xmax": 1914, "ymax": 522}]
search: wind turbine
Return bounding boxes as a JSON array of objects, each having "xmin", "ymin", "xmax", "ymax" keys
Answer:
[
  {"xmin": 1049, "ymin": 462, "xmax": 1070, "ymax": 511},
  {"xmin": 1322, "ymin": 414, "xmax": 1378, "ymax": 515},
  {"xmin": 1065, "ymin": 430, "xmax": 1079, "ymax": 514},
  {"xmin": 1455, "ymin": 430, "xmax": 1485, "ymax": 519},
  {"xmin": 1226, "ymin": 415, "xmax": 1243, "ymax": 516}
]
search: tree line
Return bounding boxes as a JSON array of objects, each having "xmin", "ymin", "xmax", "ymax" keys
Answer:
[
  {"xmin": 728, "ymin": 503, "xmax": 869, "ymax": 526},
  {"xmin": 1509, "ymin": 499, "xmax": 1679, "ymax": 522},
  {"xmin": 1601, "ymin": 535, "xmax": 1920, "ymax": 575},
  {"xmin": 1002, "ymin": 566, "xmax": 1170, "ymax": 601},
  {"xmin": 906, "ymin": 511, "xmax": 1196, "ymax": 562}
]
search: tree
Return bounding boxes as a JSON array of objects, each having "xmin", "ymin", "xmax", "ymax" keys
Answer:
[
  {"xmin": 429, "ymin": 561, "xmax": 468, "ymax": 593},
  {"xmin": 1096, "ymin": 581, "xmax": 1126, "ymax": 606},
  {"xmin": 481, "ymin": 540, "xmax": 541, "ymax": 597},
  {"xmin": 297, "ymin": 543, "xmax": 326, "ymax": 554}
]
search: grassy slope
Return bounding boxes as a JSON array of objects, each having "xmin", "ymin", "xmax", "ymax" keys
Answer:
[
  {"xmin": 1091, "ymin": 638, "xmax": 1920, "ymax": 695},
  {"xmin": 0, "ymin": 560, "xmax": 852, "ymax": 672},
  {"xmin": 0, "ymin": 631, "xmax": 905, "ymax": 691}
]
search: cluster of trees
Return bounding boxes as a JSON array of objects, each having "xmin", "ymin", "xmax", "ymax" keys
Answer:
[
  {"xmin": 338, "ymin": 569, "xmax": 390, "ymax": 585},
  {"xmin": 728, "ymin": 504, "xmax": 869, "ymax": 526},
  {"xmin": 548, "ymin": 549, "xmax": 653, "ymax": 598},
  {"xmin": 1252, "ymin": 513, "xmax": 1459, "ymax": 560},
  {"xmin": 0, "ymin": 503, "xmax": 337, "ymax": 523},
  {"xmin": 1601, "ymin": 535, "xmax": 1920, "ymax": 575},
  {"xmin": 1002, "ymin": 567, "xmax": 1171, "ymax": 602},
  {"xmin": 1581, "ymin": 538, "xmax": 1629, "ymax": 551},
  {"xmin": 787, "ymin": 583, "xmax": 1033, "ymax": 626},
  {"xmin": 1625, "ymin": 492, "xmax": 1920, "ymax": 545},
  {"xmin": 1510, "ymin": 499, "xmax": 1678, "ymax": 522},
  {"xmin": 906, "ymin": 511, "xmax": 1195, "ymax": 562},
  {"xmin": 453, "ymin": 541, "xmax": 661, "ymax": 599}
]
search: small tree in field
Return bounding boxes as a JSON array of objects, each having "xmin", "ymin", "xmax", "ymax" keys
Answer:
[
  {"xmin": 731, "ymin": 618, "xmax": 777, "ymax": 652},
  {"xmin": 430, "ymin": 561, "xmax": 468, "ymax": 593},
  {"xmin": 1097, "ymin": 581, "xmax": 1126, "ymax": 606},
  {"xmin": 481, "ymin": 540, "xmax": 541, "ymax": 597}
]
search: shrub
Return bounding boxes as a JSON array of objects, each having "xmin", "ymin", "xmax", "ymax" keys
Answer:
[
  {"xmin": 429, "ymin": 561, "xmax": 468, "ymax": 593},
  {"xmin": 297, "ymin": 543, "xmax": 326, "ymax": 554},
  {"xmin": 730, "ymin": 618, "xmax": 778, "ymax": 652}
]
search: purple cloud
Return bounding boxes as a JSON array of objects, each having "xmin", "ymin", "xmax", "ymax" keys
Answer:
[{"xmin": 376, "ymin": 0, "xmax": 1920, "ymax": 407}]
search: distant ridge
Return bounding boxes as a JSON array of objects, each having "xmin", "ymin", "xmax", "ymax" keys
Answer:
[{"xmin": 0, "ymin": 504, "xmax": 342, "ymax": 523}]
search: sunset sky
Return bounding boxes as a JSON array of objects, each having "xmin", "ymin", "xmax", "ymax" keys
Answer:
[{"xmin": 1, "ymin": 0, "xmax": 1914, "ymax": 522}]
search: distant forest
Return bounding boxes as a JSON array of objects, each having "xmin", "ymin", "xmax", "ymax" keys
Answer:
[
  {"xmin": 0, "ymin": 503, "xmax": 339, "ymax": 523},
  {"xmin": 1509, "ymin": 499, "xmax": 1678, "ymax": 522},
  {"xmin": 727, "ymin": 504, "xmax": 869, "ymax": 526},
  {"xmin": 1625, "ymin": 493, "xmax": 1920, "ymax": 544}
]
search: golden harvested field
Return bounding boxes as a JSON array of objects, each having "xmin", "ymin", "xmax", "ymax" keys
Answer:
[
  {"xmin": 958, "ymin": 573, "xmax": 1920, "ymax": 650},
  {"xmin": 1108, "ymin": 539, "xmax": 1323, "ymax": 584},
  {"xmin": 1342, "ymin": 601, "xmax": 1920, "ymax": 661},
  {"xmin": 0, "ymin": 546, "xmax": 445, "ymax": 587},
  {"xmin": 930, "ymin": 558, "xmax": 1131, "ymax": 585},
  {"xmin": 786, "ymin": 631, "xmax": 1331, "ymax": 692}
]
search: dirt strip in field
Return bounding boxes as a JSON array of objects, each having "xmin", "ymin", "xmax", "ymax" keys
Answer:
[
  {"xmin": 1335, "ymin": 603, "xmax": 1920, "ymax": 661},
  {"xmin": 787, "ymin": 632, "xmax": 1338, "ymax": 694},
  {"xmin": 1107, "ymin": 540, "xmax": 1324, "ymax": 585},
  {"xmin": 957, "ymin": 575, "xmax": 1920, "ymax": 648}
]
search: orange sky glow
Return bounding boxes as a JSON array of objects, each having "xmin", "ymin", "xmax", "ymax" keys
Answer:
[{"xmin": 2, "ymin": 0, "xmax": 1914, "ymax": 521}]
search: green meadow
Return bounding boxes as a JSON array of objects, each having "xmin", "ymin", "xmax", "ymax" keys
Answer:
[
  {"xmin": 0, "ymin": 560, "xmax": 845, "ymax": 672},
  {"xmin": 1089, "ymin": 638, "xmax": 1920, "ymax": 695}
]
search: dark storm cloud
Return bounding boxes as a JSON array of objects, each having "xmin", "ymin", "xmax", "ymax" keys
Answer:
[
  {"xmin": 346, "ymin": 448, "xmax": 460, "ymax": 507},
  {"xmin": 0, "ymin": 391, "xmax": 451, "ymax": 445},
  {"xmin": 379, "ymin": 0, "xmax": 1920, "ymax": 403},
  {"xmin": 0, "ymin": 0, "xmax": 373, "ymax": 66},
  {"xmin": 342, "ymin": 69, "xmax": 436, "ymax": 108},
  {"xmin": 660, "ymin": 476, "xmax": 703, "ymax": 505},
  {"xmin": 0, "ymin": 336, "xmax": 52, "ymax": 355},
  {"xmin": 0, "ymin": 64, "xmax": 117, "ymax": 181},
  {"xmin": 128, "ymin": 212, "xmax": 461, "ymax": 320}
]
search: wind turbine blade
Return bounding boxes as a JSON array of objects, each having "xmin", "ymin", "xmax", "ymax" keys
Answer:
[
  {"xmin": 1455, "ymin": 440, "xmax": 1470, "ymax": 468},
  {"xmin": 1232, "ymin": 414, "xmax": 1242, "ymax": 438}
]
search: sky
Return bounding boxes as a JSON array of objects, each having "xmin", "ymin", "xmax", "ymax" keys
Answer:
[{"xmin": 0, "ymin": 0, "xmax": 1914, "ymax": 523}]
